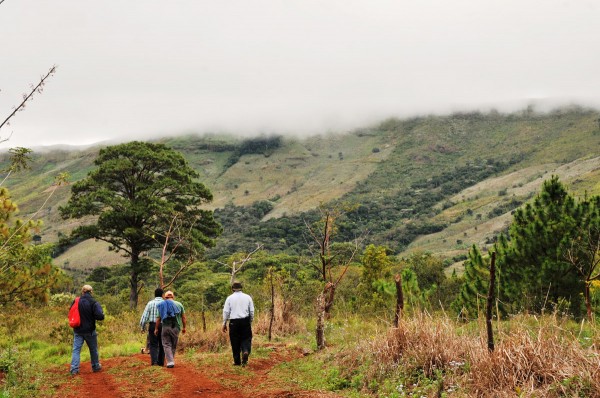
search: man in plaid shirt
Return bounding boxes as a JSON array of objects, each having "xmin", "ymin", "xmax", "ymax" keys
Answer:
[{"xmin": 139, "ymin": 288, "xmax": 165, "ymax": 366}]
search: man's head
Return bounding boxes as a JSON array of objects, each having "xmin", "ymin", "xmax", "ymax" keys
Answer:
[
  {"xmin": 164, "ymin": 290, "xmax": 174, "ymax": 299},
  {"xmin": 154, "ymin": 287, "xmax": 164, "ymax": 298},
  {"xmin": 82, "ymin": 284, "xmax": 93, "ymax": 294},
  {"xmin": 231, "ymin": 281, "xmax": 243, "ymax": 291}
]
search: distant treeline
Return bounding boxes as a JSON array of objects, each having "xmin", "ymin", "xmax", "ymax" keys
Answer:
[{"xmin": 223, "ymin": 136, "xmax": 283, "ymax": 170}]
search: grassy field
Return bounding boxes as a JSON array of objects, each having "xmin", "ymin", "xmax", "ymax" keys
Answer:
[{"xmin": 1, "ymin": 295, "xmax": 598, "ymax": 397}]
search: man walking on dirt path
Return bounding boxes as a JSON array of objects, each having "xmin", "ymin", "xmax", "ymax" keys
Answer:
[
  {"xmin": 155, "ymin": 290, "xmax": 186, "ymax": 368},
  {"xmin": 140, "ymin": 287, "xmax": 165, "ymax": 366},
  {"xmin": 69, "ymin": 284, "xmax": 105, "ymax": 375},
  {"xmin": 222, "ymin": 281, "xmax": 254, "ymax": 366}
]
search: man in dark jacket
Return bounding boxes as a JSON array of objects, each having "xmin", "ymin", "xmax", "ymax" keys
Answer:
[{"xmin": 69, "ymin": 284, "xmax": 105, "ymax": 375}]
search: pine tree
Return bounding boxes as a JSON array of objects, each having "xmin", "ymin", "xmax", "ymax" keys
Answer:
[{"xmin": 502, "ymin": 176, "xmax": 582, "ymax": 313}]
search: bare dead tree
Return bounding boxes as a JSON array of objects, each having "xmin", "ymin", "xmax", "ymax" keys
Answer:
[
  {"xmin": 145, "ymin": 212, "xmax": 201, "ymax": 289},
  {"xmin": 305, "ymin": 205, "xmax": 365, "ymax": 350},
  {"xmin": 215, "ymin": 243, "xmax": 263, "ymax": 285}
]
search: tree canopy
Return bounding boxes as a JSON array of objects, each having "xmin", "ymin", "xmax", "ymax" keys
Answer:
[
  {"xmin": 60, "ymin": 141, "xmax": 222, "ymax": 308},
  {"xmin": 454, "ymin": 176, "xmax": 600, "ymax": 319}
]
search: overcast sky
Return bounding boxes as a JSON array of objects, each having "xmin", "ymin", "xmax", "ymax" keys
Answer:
[{"xmin": 1, "ymin": 0, "xmax": 600, "ymax": 149}]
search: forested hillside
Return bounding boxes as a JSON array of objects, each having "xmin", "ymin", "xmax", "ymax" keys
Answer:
[
  {"xmin": 2, "ymin": 106, "xmax": 600, "ymax": 398},
  {"xmin": 2, "ymin": 106, "xmax": 599, "ymax": 267}
]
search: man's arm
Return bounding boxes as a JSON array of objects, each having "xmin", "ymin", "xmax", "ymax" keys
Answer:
[
  {"xmin": 154, "ymin": 317, "xmax": 161, "ymax": 336},
  {"xmin": 94, "ymin": 301, "xmax": 105, "ymax": 321},
  {"xmin": 139, "ymin": 304, "xmax": 149, "ymax": 330},
  {"xmin": 222, "ymin": 297, "xmax": 230, "ymax": 333},
  {"xmin": 181, "ymin": 313, "xmax": 187, "ymax": 334}
]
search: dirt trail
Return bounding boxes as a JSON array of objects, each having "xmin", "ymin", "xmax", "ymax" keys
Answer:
[
  {"xmin": 50, "ymin": 347, "xmax": 340, "ymax": 398},
  {"xmin": 54, "ymin": 354, "xmax": 237, "ymax": 398}
]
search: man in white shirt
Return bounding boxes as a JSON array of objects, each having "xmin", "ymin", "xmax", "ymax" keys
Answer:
[{"xmin": 222, "ymin": 281, "xmax": 254, "ymax": 366}]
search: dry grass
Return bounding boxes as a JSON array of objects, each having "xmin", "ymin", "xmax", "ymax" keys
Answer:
[
  {"xmin": 180, "ymin": 324, "xmax": 228, "ymax": 352},
  {"xmin": 253, "ymin": 298, "xmax": 307, "ymax": 337},
  {"xmin": 338, "ymin": 313, "xmax": 600, "ymax": 397},
  {"xmin": 468, "ymin": 321, "xmax": 600, "ymax": 397},
  {"xmin": 178, "ymin": 300, "xmax": 306, "ymax": 354}
]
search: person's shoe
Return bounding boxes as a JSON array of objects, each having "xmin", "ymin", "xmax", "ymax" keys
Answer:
[
  {"xmin": 70, "ymin": 370, "xmax": 79, "ymax": 376},
  {"xmin": 166, "ymin": 362, "xmax": 175, "ymax": 368},
  {"xmin": 233, "ymin": 363, "xmax": 241, "ymax": 366},
  {"xmin": 92, "ymin": 365, "xmax": 102, "ymax": 373},
  {"xmin": 242, "ymin": 351, "xmax": 249, "ymax": 366}
]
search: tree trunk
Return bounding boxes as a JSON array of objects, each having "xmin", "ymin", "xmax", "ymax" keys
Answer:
[
  {"xmin": 584, "ymin": 281, "xmax": 593, "ymax": 322},
  {"xmin": 129, "ymin": 252, "xmax": 141, "ymax": 310},
  {"xmin": 315, "ymin": 290, "xmax": 326, "ymax": 350},
  {"xmin": 129, "ymin": 270, "xmax": 139, "ymax": 310},
  {"xmin": 316, "ymin": 282, "xmax": 335, "ymax": 350},
  {"xmin": 394, "ymin": 273, "xmax": 404, "ymax": 328},
  {"xmin": 268, "ymin": 269, "xmax": 275, "ymax": 341},
  {"xmin": 486, "ymin": 252, "xmax": 496, "ymax": 352},
  {"xmin": 323, "ymin": 282, "xmax": 336, "ymax": 320}
]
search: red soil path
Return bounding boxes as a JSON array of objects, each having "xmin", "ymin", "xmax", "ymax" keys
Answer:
[{"xmin": 49, "ymin": 346, "xmax": 341, "ymax": 398}]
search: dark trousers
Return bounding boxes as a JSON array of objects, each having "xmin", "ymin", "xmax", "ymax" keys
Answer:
[
  {"xmin": 228, "ymin": 318, "xmax": 252, "ymax": 365},
  {"xmin": 148, "ymin": 322, "xmax": 164, "ymax": 366}
]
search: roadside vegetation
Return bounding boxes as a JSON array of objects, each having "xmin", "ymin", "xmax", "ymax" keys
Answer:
[
  {"xmin": 0, "ymin": 299, "xmax": 598, "ymax": 397},
  {"xmin": 1, "ymin": 108, "xmax": 599, "ymax": 397}
]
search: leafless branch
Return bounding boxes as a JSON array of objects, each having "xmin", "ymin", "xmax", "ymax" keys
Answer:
[
  {"xmin": 145, "ymin": 212, "xmax": 201, "ymax": 288},
  {"xmin": 1, "ymin": 65, "xmax": 57, "ymax": 132},
  {"xmin": 228, "ymin": 243, "xmax": 263, "ymax": 284}
]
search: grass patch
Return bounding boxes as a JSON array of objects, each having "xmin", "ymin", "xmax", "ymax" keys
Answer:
[{"xmin": 1, "ymin": 303, "xmax": 599, "ymax": 397}]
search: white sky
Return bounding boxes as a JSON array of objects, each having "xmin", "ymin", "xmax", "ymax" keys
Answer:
[{"xmin": 1, "ymin": 0, "xmax": 600, "ymax": 148}]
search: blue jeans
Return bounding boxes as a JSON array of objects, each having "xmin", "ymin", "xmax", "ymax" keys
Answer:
[{"xmin": 70, "ymin": 330, "xmax": 100, "ymax": 373}]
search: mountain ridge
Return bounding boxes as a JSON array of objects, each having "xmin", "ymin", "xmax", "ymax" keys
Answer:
[{"xmin": 2, "ymin": 106, "xmax": 599, "ymax": 269}]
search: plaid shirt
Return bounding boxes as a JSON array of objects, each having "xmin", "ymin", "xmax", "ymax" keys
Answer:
[{"xmin": 139, "ymin": 297, "xmax": 163, "ymax": 329}]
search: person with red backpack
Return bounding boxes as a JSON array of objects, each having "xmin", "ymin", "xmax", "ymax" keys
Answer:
[{"xmin": 69, "ymin": 284, "xmax": 105, "ymax": 376}]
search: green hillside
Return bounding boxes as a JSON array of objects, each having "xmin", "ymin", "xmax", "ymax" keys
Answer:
[{"xmin": 2, "ymin": 106, "xmax": 599, "ymax": 267}]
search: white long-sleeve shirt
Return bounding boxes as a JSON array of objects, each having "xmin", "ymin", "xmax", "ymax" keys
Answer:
[{"xmin": 223, "ymin": 291, "xmax": 254, "ymax": 325}]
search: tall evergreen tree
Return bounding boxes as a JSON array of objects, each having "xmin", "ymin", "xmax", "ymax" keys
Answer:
[
  {"xmin": 501, "ymin": 176, "xmax": 582, "ymax": 313},
  {"xmin": 60, "ymin": 141, "xmax": 222, "ymax": 308},
  {"xmin": 455, "ymin": 176, "xmax": 599, "ymax": 318},
  {"xmin": 452, "ymin": 244, "xmax": 491, "ymax": 319}
]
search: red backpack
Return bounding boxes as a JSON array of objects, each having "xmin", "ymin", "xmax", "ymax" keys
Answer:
[{"xmin": 69, "ymin": 297, "xmax": 81, "ymax": 328}]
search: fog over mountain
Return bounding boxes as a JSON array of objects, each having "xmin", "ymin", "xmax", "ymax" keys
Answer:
[{"xmin": 1, "ymin": 0, "xmax": 600, "ymax": 148}]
